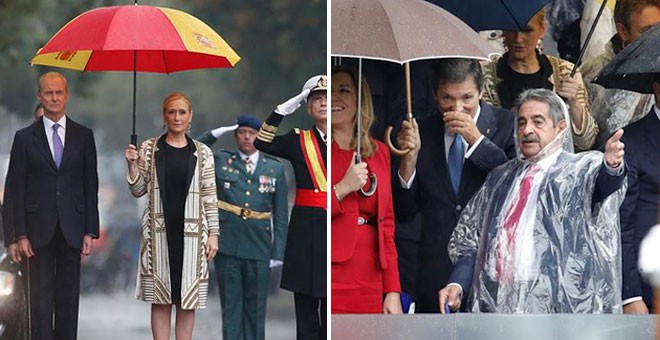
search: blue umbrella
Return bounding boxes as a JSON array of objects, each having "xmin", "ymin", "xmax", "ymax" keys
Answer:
[{"xmin": 428, "ymin": 0, "xmax": 550, "ymax": 31}]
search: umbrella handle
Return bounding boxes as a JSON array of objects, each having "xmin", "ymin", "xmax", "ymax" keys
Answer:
[
  {"xmin": 131, "ymin": 134, "xmax": 138, "ymax": 147},
  {"xmin": 385, "ymin": 61, "xmax": 414, "ymax": 156},
  {"xmin": 384, "ymin": 112, "xmax": 413, "ymax": 157},
  {"xmin": 359, "ymin": 173, "xmax": 377, "ymax": 197}
]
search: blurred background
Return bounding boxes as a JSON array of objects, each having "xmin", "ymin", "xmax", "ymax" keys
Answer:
[{"xmin": 0, "ymin": 0, "xmax": 326, "ymax": 339}]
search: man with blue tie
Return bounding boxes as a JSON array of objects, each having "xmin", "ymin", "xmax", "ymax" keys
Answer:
[
  {"xmin": 619, "ymin": 77, "xmax": 660, "ymax": 314},
  {"xmin": 2, "ymin": 72, "xmax": 99, "ymax": 340},
  {"xmin": 393, "ymin": 58, "xmax": 516, "ymax": 313}
]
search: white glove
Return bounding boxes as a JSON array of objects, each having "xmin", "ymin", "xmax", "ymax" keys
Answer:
[
  {"xmin": 275, "ymin": 88, "xmax": 310, "ymax": 116},
  {"xmin": 269, "ymin": 259, "xmax": 283, "ymax": 268},
  {"xmin": 211, "ymin": 124, "xmax": 239, "ymax": 138}
]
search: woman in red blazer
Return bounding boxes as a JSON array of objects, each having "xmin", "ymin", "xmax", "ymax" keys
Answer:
[{"xmin": 331, "ymin": 65, "xmax": 402, "ymax": 314}]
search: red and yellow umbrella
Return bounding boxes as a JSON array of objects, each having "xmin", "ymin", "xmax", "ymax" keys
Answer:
[{"xmin": 30, "ymin": 4, "xmax": 240, "ymax": 143}]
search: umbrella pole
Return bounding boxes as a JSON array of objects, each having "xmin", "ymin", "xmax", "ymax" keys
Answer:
[
  {"xmin": 131, "ymin": 50, "xmax": 138, "ymax": 146},
  {"xmin": 570, "ymin": 0, "xmax": 608, "ymax": 77},
  {"xmin": 384, "ymin": 62, "xmax": 413, "ymax": 156},
  {"xmin": 405, "ymin": 62, "xmax": 413, "ymax": 121},
  {"xmin": 356, "ymin": 58, "xmax": 377, "ymax": 197}
]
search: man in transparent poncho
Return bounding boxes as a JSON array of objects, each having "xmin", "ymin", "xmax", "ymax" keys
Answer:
[{"xmin": 439, "ymin": 88, "xmax": 627, "ymax": 313}]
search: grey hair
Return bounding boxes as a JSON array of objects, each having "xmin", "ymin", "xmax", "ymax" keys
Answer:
[{"xmin": 512, "ymin": 88, "xmax": 566, "ymax": 126}]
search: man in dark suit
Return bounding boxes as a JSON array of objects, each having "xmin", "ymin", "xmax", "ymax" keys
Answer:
[
  {"xmin": 620, "ymin": 78, "xmax": 660, "ymax": 314},
  {"xmin": 197, "ymin": 115, "xmax": 288, "ymax": 340},
  {"xmin": 439, "ymin": 89, "xmax": 626, "ymax": 313},
  {"xmin": 2, "ymin": 72, "xmax": 99, "ymax": 340},
  {"xmin": 393, "ymin": 58, "xmax": 516, "ymax": 313}
]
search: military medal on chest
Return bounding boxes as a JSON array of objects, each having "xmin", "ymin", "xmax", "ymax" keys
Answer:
[{"xmin": 258, "ymin": 175, "xmax": 276, "ymax": 193}]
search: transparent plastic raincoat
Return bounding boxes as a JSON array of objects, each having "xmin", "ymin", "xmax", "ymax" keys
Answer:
[{"xmin": 448, "ymin": 99, "xmax": 627, "ymax": 313}]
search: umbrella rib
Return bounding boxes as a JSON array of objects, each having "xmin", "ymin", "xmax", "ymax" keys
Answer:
[
  {"xmin": 501, "ymin": 1, "xmax": 523, "ymax": 31},
  {"xmin": 162, "ymin": 50, "xmax": 170, "ymax": 74}
]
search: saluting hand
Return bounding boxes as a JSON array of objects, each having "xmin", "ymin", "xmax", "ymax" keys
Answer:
[
  {"xmin": 604, "ymin": 129, "xmax": 625, "ymax": 168},
  {"xmin": 275, "ymin": 88, "xmax": 311, "ymax": 116}
]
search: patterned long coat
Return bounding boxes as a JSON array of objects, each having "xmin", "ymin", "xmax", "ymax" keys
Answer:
[{"xmin": 128, "ymin": 136, "xmax": 219, "ymax": 310}]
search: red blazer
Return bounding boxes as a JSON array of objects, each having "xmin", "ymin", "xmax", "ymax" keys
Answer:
[{"xmin": 331, "ymin": 139, "xmax": 401, "ymax": 293}]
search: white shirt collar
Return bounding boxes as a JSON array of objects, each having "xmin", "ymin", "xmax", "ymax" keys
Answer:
[
  {"xmin": 238, "ymin": 150, "xmax": 260, "ymax": 166},
  {"xmin": 43, "ymin": 114, "xmax": 67, "ymax": 130},
  {"xmin": 654, "ymin": 103, "xmax": 660, "ymax": 122},
  {"xmin": 315, "ymin": 126, "xmax": 327, "ymax": 143}
]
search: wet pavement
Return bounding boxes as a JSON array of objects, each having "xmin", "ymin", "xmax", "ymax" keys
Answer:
[{"xmin": 78, "ymin": 290, "xmax": 296, "ymax": 339}]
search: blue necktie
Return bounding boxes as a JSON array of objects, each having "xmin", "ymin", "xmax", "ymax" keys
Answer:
[
  {"xmin": 52, "ymin": 124, "xmax": 63, "ymax": 168},
  {"xmin": 448, "ymin": 134, "xmax": 464, "ymax": 194}
]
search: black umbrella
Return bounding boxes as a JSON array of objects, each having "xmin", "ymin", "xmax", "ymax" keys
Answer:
[{"xmin": 593, "ymin": 23, "xmax": 660, "ymax": 94}]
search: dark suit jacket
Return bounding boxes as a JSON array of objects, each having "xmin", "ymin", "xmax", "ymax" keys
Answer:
[
  {"xmin": 2, "ymin": 117, "xmax": 99, "ymax": 249},
  {"xmin": 331, "ymin": 139, "xmax": 401, "ymax": 293},
  {"xmin": 620, "ymin": 109, "xmax": 660, "ymax": 309},
  {"xmin": 392, "ymin": 102, "xmax": 516, "ymax": 312}
]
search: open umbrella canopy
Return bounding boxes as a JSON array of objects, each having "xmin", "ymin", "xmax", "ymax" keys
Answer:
[
  {"xmin": 593, "ymin": 23, "xmax": 660, "ymax": 94},
  {"xmin": 331, "ymin": 0, "xmax": 495, "ymax": 63},
  {"xmin": 30, "ymin": 4, "xmax": 240, "ymax": 72},
  {"xmin": 428, "ymin": 0, "xmax": 551, "ymax": 31},
  {"xmin": 30, "ymin": 4, "xmax": 240, "ymax": 144}
]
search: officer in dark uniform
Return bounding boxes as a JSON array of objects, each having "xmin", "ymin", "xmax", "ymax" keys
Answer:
[
  {"xmin": 254, "ymin": 75, "xmax": 327, "ymax": 340},
  {"xmin": 197, "ymin": 115, "xmax": 288, "ymax": 340}
]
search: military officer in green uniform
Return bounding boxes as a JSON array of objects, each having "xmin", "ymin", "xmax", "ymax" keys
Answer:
[{"xmin": 197, "ymin": 115, "xmax": 288, "ymax": 340}]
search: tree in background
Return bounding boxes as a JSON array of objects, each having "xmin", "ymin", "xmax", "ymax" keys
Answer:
[{"xmin": 0, "ymin": 0, "xmax": 326, "ymax": 151}]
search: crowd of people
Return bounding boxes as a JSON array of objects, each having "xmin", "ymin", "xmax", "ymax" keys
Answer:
[
  {"xmin": 330, "ymin": 0, "xmax": 660, "ymax": 316},
  {"xmin": 1, "ymin": 1, "xmax": 660, "ymax": 340},
  {"xmin": 2, "ymin": 71, "xmax": 327, "ymax": 340}
]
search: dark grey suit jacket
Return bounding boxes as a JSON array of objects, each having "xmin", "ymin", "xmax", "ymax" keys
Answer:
[{"xmin": 2, "ymin": 116, "xmax": 99, "ymax": 249}]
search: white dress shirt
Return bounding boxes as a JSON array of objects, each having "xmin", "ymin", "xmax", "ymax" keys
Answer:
[{"xmin": 42, "ymin": 115, "xmax": 67, "ymax": 161}]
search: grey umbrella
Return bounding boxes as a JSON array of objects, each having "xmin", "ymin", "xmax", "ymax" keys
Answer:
[
  {"xmin": 332, "ymin": 0, "xmax": 494, "ymax": 158},
  {"xmin": 593, "ymin": 23, "xmax": 660, "ymax": 94}
]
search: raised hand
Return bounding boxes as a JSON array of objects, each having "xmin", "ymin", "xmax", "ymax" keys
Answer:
[
  {"xmin": 604, "ymin": 129, "xmax": 624, "ymax": 168},
  {"xmin": 275, "ymin": 89, "xmax": 311, "ymax": 116}
]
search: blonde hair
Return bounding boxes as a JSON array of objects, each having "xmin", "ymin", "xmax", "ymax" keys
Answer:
[
  {"xmin": 37, "ymin": 71, "xmax": 68, "ymax": 93},
  {"xmin": 162, "ymin": 91, "xmax": 192, "ymax": 114},
  {"xmin": 331, "ymin": 66, "xmax": 377, "ymax": 158},
  {"xmin": 530, "ymin": 8, "xmax": 546, "ymax": 27}
]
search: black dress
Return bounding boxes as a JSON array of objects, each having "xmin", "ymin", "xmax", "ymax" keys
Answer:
[{"xmin": 161, "ymin": 141, "xmax": 191, "ymax": 303}]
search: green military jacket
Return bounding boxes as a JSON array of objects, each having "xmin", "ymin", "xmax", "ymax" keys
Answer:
[{"xmin": 198, "ymin": 131, "xmax": 288, "ymax": 261}]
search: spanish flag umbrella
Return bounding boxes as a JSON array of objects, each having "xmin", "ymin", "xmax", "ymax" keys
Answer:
[{"xmin": 30, "ymin": 2, "xmax": 240, "ymax": 145}]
